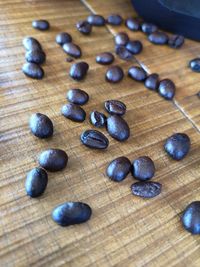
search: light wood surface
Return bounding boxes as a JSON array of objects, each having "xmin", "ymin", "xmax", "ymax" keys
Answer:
[{"xmin": 1, "ymin": 0, "xmax": 200, "ymax": 266}]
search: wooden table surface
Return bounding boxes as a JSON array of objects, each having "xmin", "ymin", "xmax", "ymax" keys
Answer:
[{"xmin": 1, "ymin": 0, "xmax": 200, "ymax": 266}]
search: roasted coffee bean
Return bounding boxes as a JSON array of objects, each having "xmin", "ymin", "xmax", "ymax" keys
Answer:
[
  {"xmin": 128, "ymin": 66, "xmax": 147, "ymax": 81},
  {"xmin": 115, "ymin": 45, "xmax": 133, "ymax": 61},
  {"xmin": 164, "ymin": 133, "xmax": 190, "ymax": 160},
  {"xmin": 25, "ymin": 50, "xmax": 46, "ymax": 64},
  {"xmin": 105, "ymin": 100, "xmax": 126, "ymax": 116},
  {"xmin": 69, "ymin": 61, "xmax": 89, "ymax": 81},
  {"xmin": 107, "ymin": 157, "xmax": 131, "ymax": 182},
  {"xmin": 90, "ymin": 111, "xmax": 107, "ymax": 128},
  {"xmin": 144, "ymin": 73, "xmax": 159, "ymax": 91},
  {"xmin": 125, "ymin": 40, "xmax": 143, "ymax": 55},
  {"xmin": 158, "ymin": 79, "xmax": 175, "ymax": 100},
  {"xmin": 32, "ymin": 20, "xmax": 50, "ymax": 31},
  {"xmin": 87, "ymin": 14, "xmax": 105, "ymax": 26},
  {"xmin": 168, "ymin": 35, "xmax": 184, "ymax": 48},
  {"xmin": 56, "ymin": 32, "xmax": 72, "ymax": 45},
  {"xmin": 148, "ymin": 31, "xmax": 168, "ymax": 45},
  {"xmin": 105, "ymin": 65, "xmax": 124, "ymax": 83},
  {"xmin": 52, "ymin": 202, "xmax": 92, "ymax": 226},
  {"xmin": 125, "ymin": 17, "xmax": 140, "ymax": 31},
  {"xmin": 22, "ymin": 63, "xmax": 44, "ymax": 79},
  {"xmin": 67, "ymin": 88, "xmax": 89, "ymax": 105},
  {"xmin": 25, "ymin": 167, "xmax": 48, "ymax": 198},
  {"xmin": 63, "ymin": 43, "xmax": 82, "ymax": 58},
  {"xmin": 132, "ymin": 156, "xmax": 155, "ymax": 181},
  {"xmin": 106, "ymin": 14, "xmax": 123, "ymax": 25},
  {"xmin": 23, "ymin": 37, "xmax": 42, "ymax": 51},
  {"xmin": 107, "ymin": 115, "xmax": 130, "ymax": 141},
  {"xmin": 141, "ymin": 22, "xmax": 158, "ymax": 34},
  {"xmin": 181, "ymin": 201, "xmax": 200, "ymax": 234},
  {"xmin": 29, "ymin": 113, "xmax": 53, "ymax": 138},
  {"xmin": 189, "ymin": 58, "xmax": 200, "ymax": 73},
  {"xmin": 80, "ymin": 129, "xmax": 109, "ymax": 149},
  {"xmin": 66, "ymin": 57, "xmax": 74, "ymax": 63},
  {"xmin": 39, "ymin": 149, "xmax": 68, "ymax": 172},
  {"xmin": 76, "ymin": 20, "xmax": 92, "ymax": 35},
  {"xmin": 61, "ymin": 103, "xmax": 86, "ymax": 122},
  {"xmin": 131, "ymin": 181, "xmax": 162, "ymax": 198},
  {"xmin": 96, "ymin": 52, "xmax": 114, "ymax": 65},
  {"xmin": 114, "ymin": 32, "xmax": 129, "ymax": 46}
]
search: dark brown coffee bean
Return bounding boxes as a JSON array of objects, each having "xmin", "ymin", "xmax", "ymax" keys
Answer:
[
  {"xmin": 107, "ymin": 156, "xmax": 131, "ymax": 182},
  {"xmin": 23, "ymin": 37, "xmax": 42, "ymax": 51},
  {"xmin": 105, "ymin": 65, "xmax": 124, "ymax": 83},
  {"xmin": 25, "ymin": 167, "xmax": 48, "ymax": 198},
  {"xmin": 132, "ymin": 156, "xmax": 155, "ymax": 181},
  {"xmin": 52, "ymin": 202, "xmax": 92, "ymax": 226},
  {"xmin": 80, "ymin": 129, "xmax": 109, "ymax": 149},
  {"xmin": 125, "ymin": 40, "xmax": 143, "ymax": 55},
  {"xmin": 158, "ymin": 79, "xmax": 175, "ymax": 100},
  {"xmin": 87, "ymin": 14, "xmax": 105, "ymax": 26},
  {"xmin": 115, "ymin": 45, "xmax": 133, "ymax": 61},
  {"xmin": 39, "ymin": 149, "xmax": 68, "ymax": 172},
  {"xmin": 114, "ymin": 32, "xmax": 129, "ymax": 46},
  {"xmin": 131, "ymin": 181, "xmax": 162, "ymax": 198},
  {"xmin": 96, "ymin": 52, "xmax": 114, "ymax": 65},
  {"xmin": 32, "ymin": 20, "xmax": 50, "ymax": 31},
  {"xmin": 29, "ymin": 113, "xmax": 53, "ymax": 138},
  {"xmin": 69, "ymin": 61, "xmax": 89, "ymax": 81},
  {"xmin": 128, "ymin": 66, "xmax": 147, "ymax": 81},
  {"xmin": 181, "ymin": 201, "xmax": 200, "ymax": 234},
  {"xmin": 25, "ymin": 50, "xmax": 46, "ymax": 64},
  {"xmin": 125, "ymin": 17, "xmax": 140, "ymax": 31},
  {"xmin": 22, "ymin": 63, "xmax": 44, "ymax": 79},
  {"xmin": 141, "ymin": 22, "xmax": 158, "ymax": 34},
  {"xmin": 56, "ymin": 32, "xmax": 72, "ymax": 45},
  {"xmin": 144, "ymin": 73, "xmax": 159, "ymax": 91},
  {"xmin": 107, "ymin": 14, "xmax": 123, "ymax": 25},
  {"xmin": 61, "ymin": 103, "xmax": 86, "ymax": 122},
  {"xmin": 107, "ymin": 115, "xmax": 130, "ymax": 141},
  {"xmin": 63, "ymin": 43, "xmax": 82, "ymax": 58},
  {"xmin": 148, "ymin": 31, "xmax": 168, "ymax": 45},
  {"xmin": 189, "ymin": 58, "xmax": 200, "ymax": 73},
  {"xmin": 168, "ymin": 35, "xmax": 184, "ymax": 49},
  {"xmin": 90, "ymin": 111, "xmax": 107, "ymax": 128},
  {"xmin": 76, "ymin": 20, "xmax": 92, "ymax": 35},
  {"xmin": 67, "ymin": 89, "xmax": 89, "ymax": 105},
  {"xmin": 105, "ymin": 100, "xmax": 126, "ymax": 116}
]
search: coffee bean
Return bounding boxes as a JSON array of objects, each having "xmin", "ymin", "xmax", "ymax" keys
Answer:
[
  {"xmin": 96, "ymin": 52, "xmax": 114, "ymax": 65},
  {"xmin": 168, "ymin": 35, "xmax": 184, "ymax": 48},
  {"xmin": 25, "ymin": 50, "xmax": 46, "ymax": 64},
  {"xmin": 107, "ymin": 14, "xmax": 123, "ymax": 25},
  {"xmin": 164, "ymin": 133, "xmax": 190, "ymax": 160},
  {"xmin": 69, "ymin": 61, "xmax": 89, "ymax": 81},
  {"xmin": 25, "ymin": 167, "xmax": 48, "ymax": 198},
  {"xmin": 128, "ymin": 66, "xmax": 147, "ymax": 81},
  {"xmin": 22, "ymin": 63, "xmax": 44, "ymax": 79},
  {"xmin": 107, "ymin": 157, "xmax": 131, "ymax": 182},
  {"xmin": 148, "ymin": 31, "xmax": 168, "ymax": 45},
  {"xmin": 125, "ymin": 40, "xmax": 143, "ymax": 55},
  {"xmin": 115, "ymin": 45, "xmax": 133, "ymax": 61},
  {"xmin": 131, "ymin": 181, "xmax": 162, "ymax": 198},
  {"xmin": 23, "ymin": 37, "xmax": 42, "ymax": 51},
  {"xmin": 56, "ymin": 32, "xmax": 72, "ymax": 45},
  {"xmin": 114, "ymin": 32, "xmax": 129, "ymax": 46},
  {"xmin": 39, "ymin": 149, "xmax": 68, "ymax": 172},
  {"xmin": 67, "ymin": 89, "xmax": 89, "ymax": 105},
  {"xmin": 107, "ymin": 115, "xmax": 130, "ymax": 141},
  {"xmin": 32, "ymin": 20, "xmax": 50, "ymax": 31},
  {"xmin": 197, "ymin": 91, "xmax": 200, "ymax": 98},
  {"xmin": 76, "ymin": 20, "xmax": 92, "ymax": 35},
  {"xmin": 132, "ymin": 156, "xmax": 155, "ymax": 181},
  {"xmin": 141, "ymin": 22, "xmax": 158, "ymax": 34},
  {"xmin": 105, "ymin": 65, "xmax": 124, "ymax": 83},
  {"xmin": 63, "ymin": 43, "xmax": 82, "ymax": 58},
  {"xmin": 158, "ymin": 79, "xmax": 175, "ymax": 100},
  {"xmin": 189, "ymin": 58, "xmax": 200, "ymax": 73},
  {"xmin": 52, "ymin": 202, "xmax": 92, "ymax": 226},
  {"xmin": 87, "ymin": 14, "xmax": 105, "ymax": 26},
  {"xmin": 90, "ymin": 111, "xmax": 107, "ymax": 128},
  {"xmin": 105, "ymin": 100, "xmax": 126, "ymax": 116},
  {"xmin": 29, "ymin": 113, "xmax": 53, "ymax": 138},
  {"xmin": 181, "ymin": 201, "xmax": 200, "ymax": 234},
  {"xmin": 144, "ymin": 73, "xmax": 159, "ymax": 91},
  {"xmin": 125, "ymin": 17, "xmax": 140, "ymax": 31},
  {"xmin": 81, "ymin": 129, "xmax": 109, "ymax": 149},
  {"xmin": 61, "ymin": 103, "xmax": 86, "ymax": 122},
  {"xmin": 66, "ymin": 57, "xmax": 74, "ymax": 63}
]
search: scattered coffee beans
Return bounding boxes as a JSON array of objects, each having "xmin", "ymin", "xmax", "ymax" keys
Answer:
[
  {"xmin": 141, "ymin": 22, "xmax": 158, "ymax": 34},
  {"xmin": 69, "ymin": 61, "xmax": 89, "ymax": 81},
  {"xmin": 107, "ymin": 115, "xmax": 130, "ymax": 141},
  {"xmin": 189, "ymin": 58, "xmax": 200, "ymax": 73},
  {"xmin": 115, "ymin": 45, "xmax": 133, "ymax": 61},
  {"xmin": 158, "ymin": 79, "xmax": 175, "ymax": 100},
  {"xmin": 22, "ymin": 62, "xmax": 44, "ymax": 79},
  {"xmin": 132, "ymin": 156, "xmax": 155, "ymax": 181},
  {"xmin": 181, "ymin": 201, "xmax": 200, "ymax": 234},
  {"xmin": 81, "ymin": 129, "xmax": 109, "ymax": 149},
  {"xmin": 25, "ymin": 167, "xmax": 48, "ymax": 198},
  {"xmin": 52, "ymin": 202, "xmax": 92, "ymax": 226},
  {"xmin": 63, "ymin": 43, "xmax": 82, "ymax": 58},
  {"xmin": 168, "ymin": 35, "xmax": 184, "ymax": 49},
  {"xmin": 105, "ymin": 65, "xmax": 124, "ymax": 83},
  {"xmin": 90, "ymin": 111, "xmax": 107, "ymax": 128},
  {"xmin": 125, "ymin": 40, "xmax": 143, "ymax": 55},
  {"xmin": 148, "ymin": 31, "xmax": 168, "ymax": 45},
  {"xmin": 67, "ymin": 88, "xmax": 89, "ymax": 105},
  {"xmin": 29, "ymin": 113, "xmax": 53, "ymax": 138},
  {"xmin": 106, "ymin": 14, "xmax": 123, "ymax": 25},
  {"xmin": 61, "ymin": 103, "xmax": 86, "ymax": 122},
  {"xmin": 107, "ymin": 156, "xmax": 131, "ymax": 182},
  {"xmin": 128, "ymin": 66, "xmax": 147, "ymax": 81},
  {"xmin": 164, "ymin": 133, "xmax": 190, "ymax": 160},
  {"xmin": 25, "ymin": 50, "xmax": 46, "ymax": 64},
  {"xmin": 114, "ymin": 32, "xmax": 129, "ymax": 46},
  {"xmin": 76, "ymin": 20, "xmax": 92, "ymax": 35},
  {"xmin": 56, "ymin": 32, "xmax": 72, "ymax": 46},
  {"xmin": 104, "ymin": 100, "xmax": 126, "ymax": 116},
  {"xmin": 87, "ymin": 14, "xmax": 105, "ymax": 26},
  {"xmin": 145, "ymin": 73, "xmax": 159, "ymax": 91},
  {"xmin": 96, "ymin": 52, "xmax": 114, "ymax": 65},
  {"xmin": 32, "ymin": 20, "xmax": 50, "ymax": 31},
  {"xmin": 131, "ymin": 181, "xmax": 162, "ymax": 198},
  {"xmin": 125, "ymin": 17, "xmax": 140, "ymax": 31},
  {"xmin": 23, "ymin": 37, "xmax": 42, "ymax": 51}
]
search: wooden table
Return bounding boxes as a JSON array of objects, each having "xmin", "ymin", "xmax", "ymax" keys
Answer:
[{"xmin": 1, "ymin": 0, "xmax": 200, "ymax": 266}]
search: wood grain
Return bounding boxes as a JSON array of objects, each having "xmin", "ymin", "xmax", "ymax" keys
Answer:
[{"xmin": 1, "ymin": 0, "xmax": 200, "ymax": 266}]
